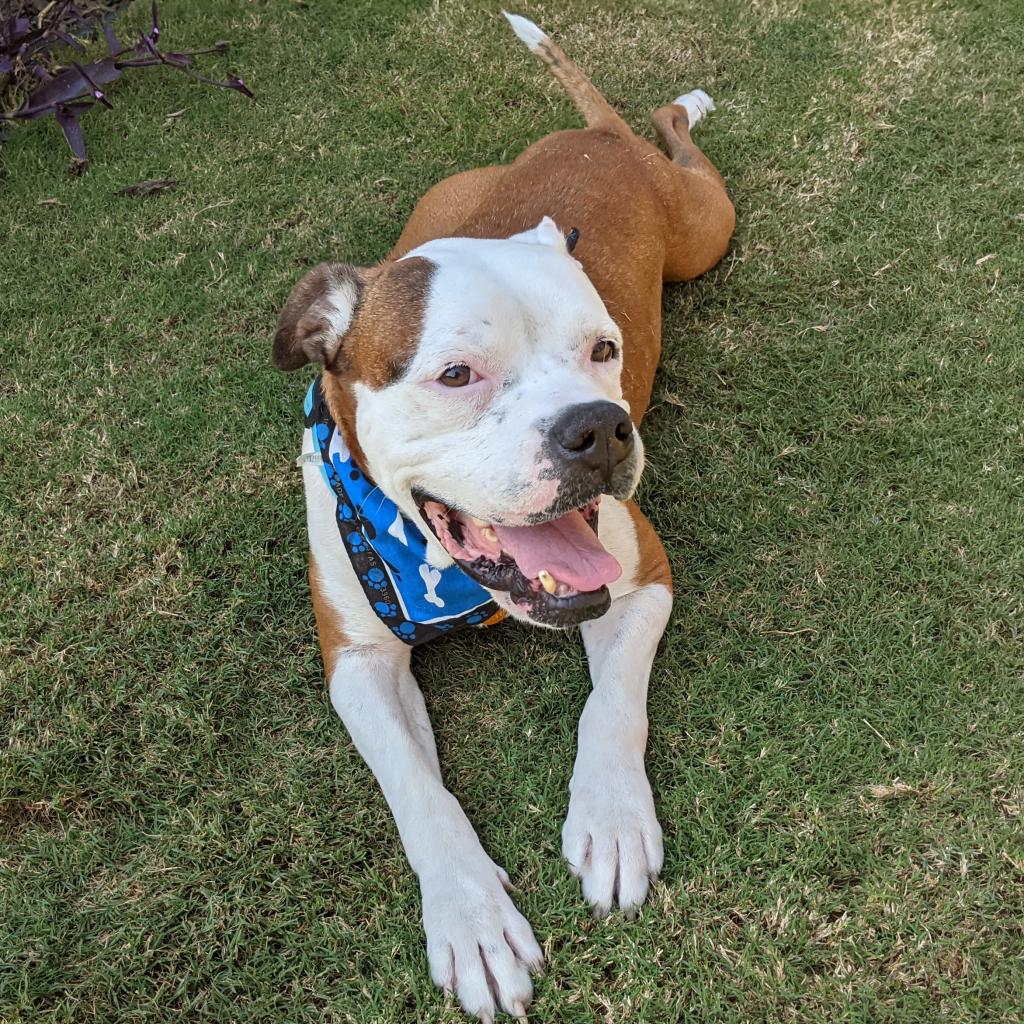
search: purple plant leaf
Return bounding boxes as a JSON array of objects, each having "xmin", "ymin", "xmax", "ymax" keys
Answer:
[
  {"xmin": 226, "ymin": 73, "xmax": 254, "ymax": 100},
  {"xmin": 166, "ymin": 44, "xmax": 228, "ymax": 60},
  {"xmin": 5, "ymin": 22, "xmax": 42, "ymax": 55},
  {"xmin": 80, "ymin": 59, "xmax": 124, "ymax": 86},
  {"xmin": 17, "ymin": 59, "xmax": 122, "ymax": 116},
  {"xmin": 159, "ymin": 51, "xmax": 195, "ymax": 68},
  {"xmin": 3, "ymin": 0, "xmax": 252, "ymax": 167},
  {"xmin": 174, "ymin": 65, "xmax": 254, "ymax": 100},
  {"xmin": 112, "ymin": 57, "xmax": 164, "ymax": 69},
  {"xmin": 102, "ymin": 12, "xmax": 121, "ymax": 54},
  {"xmin": 71, "ymin": 61, "xmax": 113, "ymax": 109},
  {"xmin": 54, "ymin": 100, "xmax": 89, "ymax": 160},
  {"xmin": 137, "ymin": 31, "xmax": 165, "ymax": 62}
]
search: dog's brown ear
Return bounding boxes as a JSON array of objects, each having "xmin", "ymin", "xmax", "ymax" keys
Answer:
[{"xmin": 272, "ymin": 262, "xmax": 368, "ymax": 371}]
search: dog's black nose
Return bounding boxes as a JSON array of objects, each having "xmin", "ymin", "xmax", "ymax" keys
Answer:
[{"xmin": 550, "ymin": 401, "xmax": 634, "ymax": 483}]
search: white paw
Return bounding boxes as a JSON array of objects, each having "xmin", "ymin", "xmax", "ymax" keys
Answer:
[
  {"xmin": 421, "ymin": 854, "xmax": 543, "ymax": 1021},
  {"xmin": 561, "ymin": 765, "xmax": 664, "ymax": 918},
  {"xmin": 672, "ymin": 88, "xmax": 716, "ymax": 129}
]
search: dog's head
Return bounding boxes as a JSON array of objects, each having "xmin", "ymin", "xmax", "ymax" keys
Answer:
[{"xmin": 274, "ymin": 218, "xmax": 642, "ymax": 627}]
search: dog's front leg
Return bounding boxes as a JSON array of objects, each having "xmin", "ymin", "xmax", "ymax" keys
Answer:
[
  {"xmin": 562, "ymin": 579, "xmax": 672, "ymax": 917},
  {"xmin": 331, "ymin": 645, "xmax": 542, "ymax": 1020}
]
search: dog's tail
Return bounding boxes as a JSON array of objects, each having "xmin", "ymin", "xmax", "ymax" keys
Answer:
[{"xmin": 503, "ymin": 12, "xmax": 628, "ymax": 131}]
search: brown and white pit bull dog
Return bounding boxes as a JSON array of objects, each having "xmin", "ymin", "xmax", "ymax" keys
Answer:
[{"xmin": 273, "ymin": 14, "xmax": 734, "ymax": 1020}]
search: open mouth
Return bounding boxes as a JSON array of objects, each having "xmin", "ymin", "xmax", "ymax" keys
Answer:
[{"xmin": 416, "ymin": 495, "xmax": 622, "ymax": 627}]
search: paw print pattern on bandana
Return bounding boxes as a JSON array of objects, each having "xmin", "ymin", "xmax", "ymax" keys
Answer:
[
  {"xmin": 361, "ymin": 568, "xmax": 388, "ymax": 592},
  {"xmin": 305, "ymin": 375, "xmax": 500, "ymax": 647}
]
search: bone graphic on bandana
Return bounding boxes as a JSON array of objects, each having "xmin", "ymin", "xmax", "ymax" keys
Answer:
[
  {"xmin": 387, "ymin": 509, "xmax": 408, "ymax": 546},
  {"xmin": 419, "ymin": 563, "xmax": 445, "ymax": 608}
]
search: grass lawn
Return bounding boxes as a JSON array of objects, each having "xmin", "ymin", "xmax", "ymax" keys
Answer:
[{"xmin": 2, "ymin": 0, "xmax": 1023, "ymax": 1019}]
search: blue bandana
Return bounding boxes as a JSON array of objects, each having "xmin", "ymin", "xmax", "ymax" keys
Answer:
[{"xmin": 304, "ymin": 377, "xmax": 503, "ymax": 645}]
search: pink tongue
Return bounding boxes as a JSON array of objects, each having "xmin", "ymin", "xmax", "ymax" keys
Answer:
[{"xmin": 492, "ymin": 510, "xmax": 621, "ymax": 592}]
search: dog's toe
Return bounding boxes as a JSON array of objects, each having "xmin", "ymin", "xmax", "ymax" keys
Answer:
[
  {"xmin": 447, "ymin": 936, "xmax": 535, "ymax": 1022},
  {"xmin": 613, "ymin": 831, "xmax": 653, "ymax": 910}
]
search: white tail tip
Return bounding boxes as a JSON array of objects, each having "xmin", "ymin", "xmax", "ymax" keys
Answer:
[{"xmin": 502, "ymin": 11, "xmax": 547, "ymax": 51}]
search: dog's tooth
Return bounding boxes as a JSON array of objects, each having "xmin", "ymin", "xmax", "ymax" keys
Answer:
[
  {"xmin": 470, "ymin": 515, "xmax": 488, "ymax": 526},
  {"xmin": 482, "ymin": 527, "xmax": 498, "ymax": 543},
  {"xmin": 556, "ymin": 583, "xmax": 573, "ymax": 598},
  {"xmin": 538, "ymin": 569, "xmax": 557, "ymax": 594}
]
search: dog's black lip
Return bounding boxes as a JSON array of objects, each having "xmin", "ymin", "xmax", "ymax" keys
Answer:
[
  {"xmin": 511, "ymin": 579, "xmax": 611, "ymax": 626},
  {"xmin": 411, "ymin": 488, "xmax": 609, "ymax": 627}
]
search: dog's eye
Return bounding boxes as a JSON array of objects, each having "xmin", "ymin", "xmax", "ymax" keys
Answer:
[
  {"xmin": 591, "ymin": 338, "xmax": 618, "ymax": 363},
  {"xmin": 439, "ymin": 364, "xmax": 476, "ymax": 387}
]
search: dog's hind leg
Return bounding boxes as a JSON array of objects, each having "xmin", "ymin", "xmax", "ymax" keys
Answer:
[
  {"xmin": 652, "ymin": 90, "xmax": 724, "ymax": 184},
  {"xmin": 651, "ymin": 91, "xmax": 736, "ymax": 282}
]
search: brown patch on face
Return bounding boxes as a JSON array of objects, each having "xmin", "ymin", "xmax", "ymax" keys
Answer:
[
  {"xmin": 624, "ymin": 499, "xmax": 672, "ymax": 592},
  {"xmin": 320, "ymin": 372, "xmax": 369, "ymax": 470},
  {"xmin": 337, "ymin": 256, "xmax": 436, "ymax": 386},
  {"xmin": 309, "ymin": 551, "xmax": 348, "ymax": 680},
  {"xmin": 320, "ymin": 256, "xmax": 436, "ymax": 471}
]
